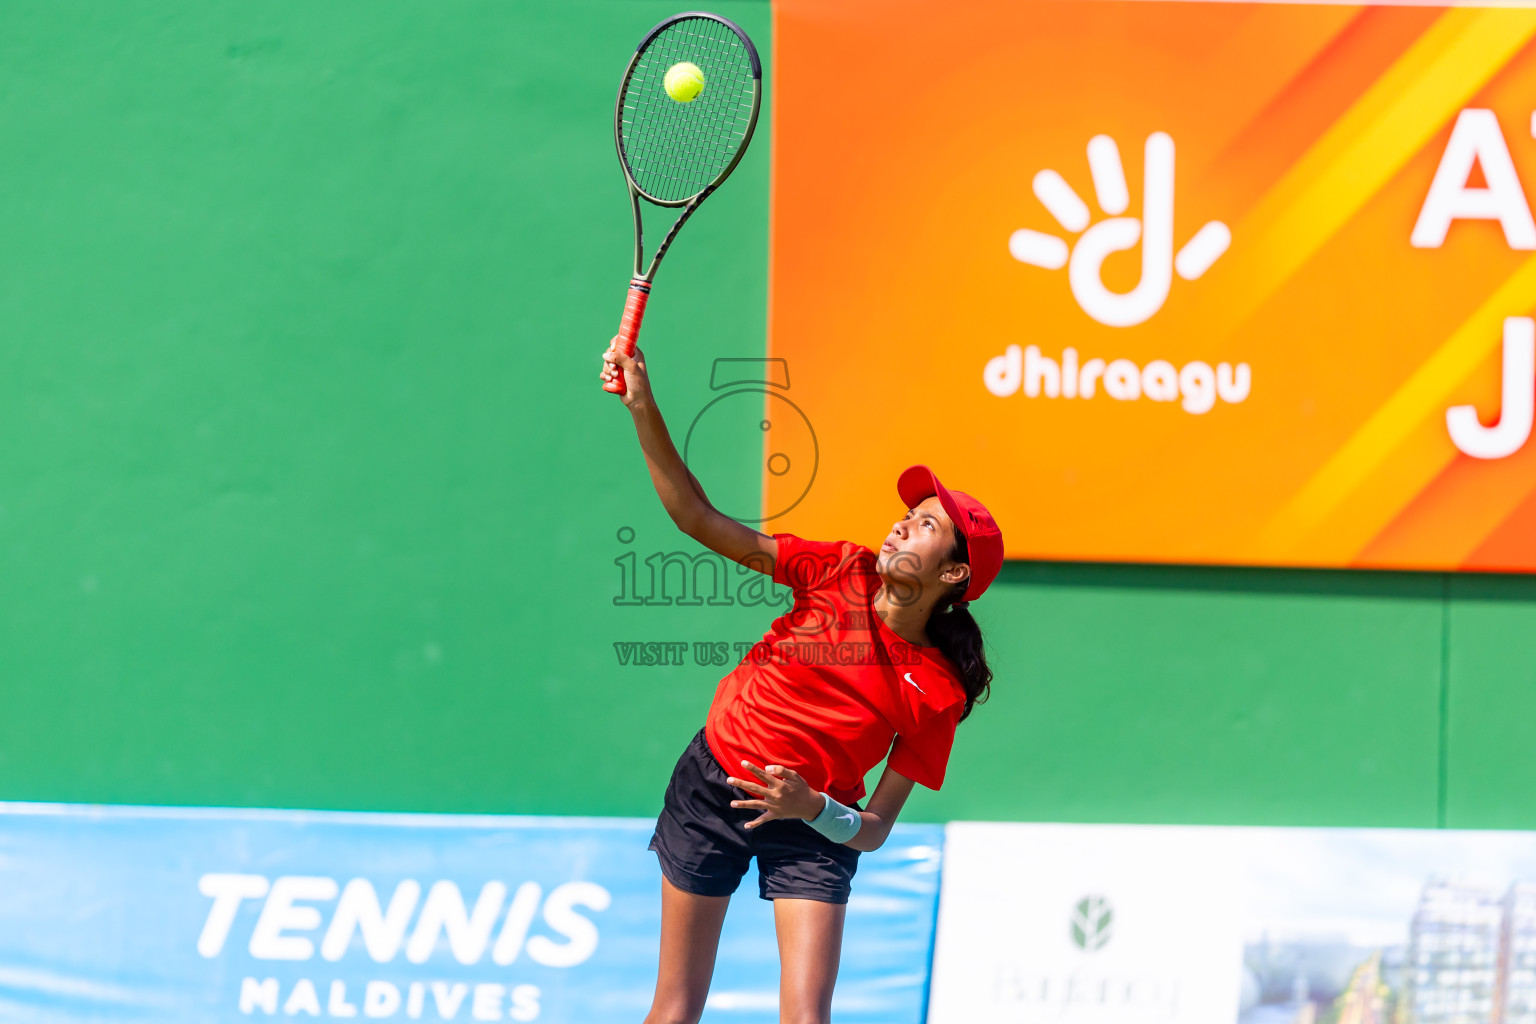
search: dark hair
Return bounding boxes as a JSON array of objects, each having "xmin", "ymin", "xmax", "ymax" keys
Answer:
[{"xmin": 927, "ymin": 528, "xmax": 992, "ymax": 721}]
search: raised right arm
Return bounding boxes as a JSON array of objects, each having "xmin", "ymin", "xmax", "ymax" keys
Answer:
[{"xmin": 601, "ymin": 339, "xmax": 778, "ymax": 575}]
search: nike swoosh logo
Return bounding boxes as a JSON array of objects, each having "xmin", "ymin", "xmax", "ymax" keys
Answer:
[
  {"xmin": 903, "ymin": 672, "xmax": 925, "ymax": 693},
  {"xmin": 837, "ymin": 811, "xmax": 859, "ymax": 825}
]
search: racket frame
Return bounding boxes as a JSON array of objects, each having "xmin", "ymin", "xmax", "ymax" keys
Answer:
[{"xmin": 605, "ymin": 11, "xmax": 762, "ymax": 395}]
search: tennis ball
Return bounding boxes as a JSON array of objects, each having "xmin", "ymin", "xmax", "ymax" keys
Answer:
[{"xmin": 664, "ymin": 61, "xmax": 705, "ymax": 103}]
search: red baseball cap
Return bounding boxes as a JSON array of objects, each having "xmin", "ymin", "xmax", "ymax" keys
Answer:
[{"xmin": 896, "ymin": 465, "xmax": 1004, "ymax": 602}]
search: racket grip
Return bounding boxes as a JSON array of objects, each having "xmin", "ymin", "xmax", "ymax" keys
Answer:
[{"xmin": 605, "ymin": 277, "xmax": 651, "ymax": 396}]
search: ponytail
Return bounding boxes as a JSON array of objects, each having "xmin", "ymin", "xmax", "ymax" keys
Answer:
[{"xmin": 929, "ymin": 531, "xmax": 992, "ymax": 721}]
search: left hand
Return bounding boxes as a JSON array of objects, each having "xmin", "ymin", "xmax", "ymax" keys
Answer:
[{"xmin": 727, "ymin": 761, "xmax": 824, "ymax": 829}]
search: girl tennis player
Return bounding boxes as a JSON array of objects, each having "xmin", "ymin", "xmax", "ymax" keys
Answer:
[{"xmin": 600, "ymin": 341, "xmax": 1002, "ymax": 1024}]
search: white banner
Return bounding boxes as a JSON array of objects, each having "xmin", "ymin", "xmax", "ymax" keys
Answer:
[
  {"xmin": 929, "ymin": 822, "xmax": 1536, "ymax": 1024},
  {"xmin": 930, "ymin": 823, "xmax": 1245, "ymax": 1024}
]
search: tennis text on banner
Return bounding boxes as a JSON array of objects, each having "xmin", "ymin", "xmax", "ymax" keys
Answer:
[{"xmin": 197, "ymin": 875, "xmax": 611, "ymax": 966}]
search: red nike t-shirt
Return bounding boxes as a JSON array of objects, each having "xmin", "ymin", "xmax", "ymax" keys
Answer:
[{"xmin": 704, "ymin": 533, "xmax": 968, "ymax": 805}]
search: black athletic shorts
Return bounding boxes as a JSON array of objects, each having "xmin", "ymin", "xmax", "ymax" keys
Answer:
[{"xmin": 649, "ymin": 728, "xmax": 861, "ymax": 904}]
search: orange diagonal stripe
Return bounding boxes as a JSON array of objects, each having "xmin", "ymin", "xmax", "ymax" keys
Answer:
[
  {"xmin": 1202, "ymin": 6, "xmax": 1536, "ymax": 341},
  {"xmin": 1256, "ymin": 255, "xmax": 1536, "ymax": 560}
]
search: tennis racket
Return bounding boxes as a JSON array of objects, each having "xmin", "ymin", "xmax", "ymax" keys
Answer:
[{"xmin": 603, "ymin": 11, "xmax": 762, "ymax": 396}]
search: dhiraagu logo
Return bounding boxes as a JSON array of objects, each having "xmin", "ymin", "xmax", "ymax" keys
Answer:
[
  {"xmin": 1070, "ymin": 895, "xmax": 1113, "ymax": 952},
  {"xmin": 988, "ymin": 131, "xmax": 1249, "ymax": 414},
  {"xmin": 1009, "ymin": 132, "xmax": 1230, "ymax": 327}
]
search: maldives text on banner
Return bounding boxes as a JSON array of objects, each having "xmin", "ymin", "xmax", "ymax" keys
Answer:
[
  {"xmin": 0, "ymin": 803, "xmax": 941, "ymax": 1023},
  {"xmin": 929, "ymin": 821, "xmax": 1536, "ymax": 1024},
  {"xmin": 769, "ymin": 0, "xmax": 1536, "ymax": 572}
]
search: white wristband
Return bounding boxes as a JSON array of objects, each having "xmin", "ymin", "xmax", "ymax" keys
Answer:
[{"xmin": 807, "ymin": 792, "xmax": 862, "ymax": 844}]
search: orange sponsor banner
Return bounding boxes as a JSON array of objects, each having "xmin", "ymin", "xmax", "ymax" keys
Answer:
[{"xmin": 766, "ymin": 0, "xmax": 1536, "ymax": 571}]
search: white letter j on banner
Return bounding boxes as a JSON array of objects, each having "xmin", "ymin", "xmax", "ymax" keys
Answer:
[{"xmin": 1447, "ymin": 316, "xmax": 1535, "ymax": 460}]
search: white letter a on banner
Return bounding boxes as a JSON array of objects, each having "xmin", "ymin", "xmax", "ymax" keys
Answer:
[{"xmin": 1412, "ymin": 109, "xmax": 1536, "ymax": 250}]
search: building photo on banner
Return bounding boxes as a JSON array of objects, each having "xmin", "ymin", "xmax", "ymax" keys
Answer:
[{"xmin": 2, "ymin": 1, "xmax": 1536, "ymax": 1024}]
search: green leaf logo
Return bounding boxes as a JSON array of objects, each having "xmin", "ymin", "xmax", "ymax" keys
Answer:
[{"xmin": 1071, "ymin": 895, "xmax": 1113, "ymax": 952}]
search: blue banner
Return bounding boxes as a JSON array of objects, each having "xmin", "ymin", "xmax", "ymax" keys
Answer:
[{"xmin": 0, "ymin": 803, "xmax": 941, "ymax": 1023}]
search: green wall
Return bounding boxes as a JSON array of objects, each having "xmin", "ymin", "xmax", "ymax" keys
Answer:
[{"xmin": 0, "ymin": 0, "xmax": 1531, "ymax": 832}]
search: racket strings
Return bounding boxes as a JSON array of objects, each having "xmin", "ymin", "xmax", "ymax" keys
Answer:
[
  {"xmin": 619, "ymin": 17, "xmax": 756, "ymax": 204},
  {"xmin": 625, "ymin": 28, "xmax": 750, "ymax": 194}
]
